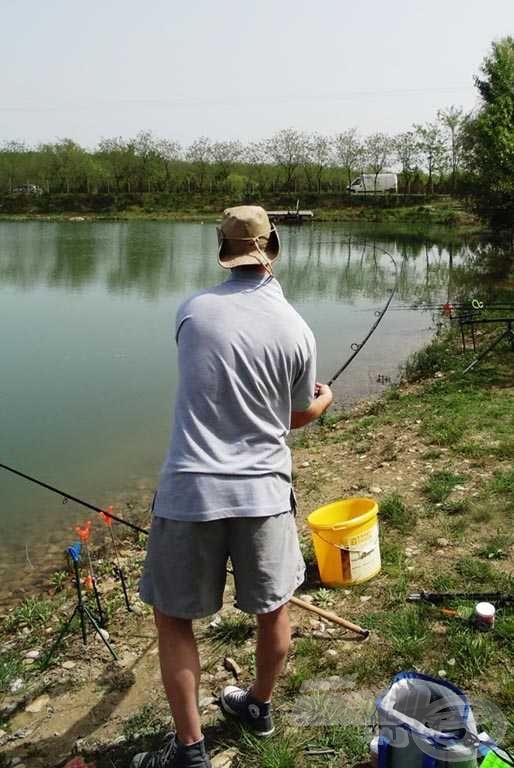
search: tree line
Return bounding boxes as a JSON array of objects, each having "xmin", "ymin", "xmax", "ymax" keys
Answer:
[
  {"xmin": 0, "ymin": 112, "xmax": 468, "ymax": 197},
  {"xmin": 1, "ymin": 37, "xmax": 513, "ymax": 230}
]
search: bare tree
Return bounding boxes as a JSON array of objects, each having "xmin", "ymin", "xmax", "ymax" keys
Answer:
[
  {"xmin": 364, "ymin": 133, "xmax": 394, "ymax": 190},
  {"xmin": 437, "ymin": 105, "xmax": 464, "ymax": 192},
  {"xmin": 303, "ymin": 132, "xmax": 332, "ymax": 192},
  {"xmin": 333, "ymin": 128, "xmax": 363, "ymax": 189},
  {"xmin": 265, "ymin": 128, "xmax": 309, "ymax": 191},
  {"xmin": 97, "ymin": 136, "xmax": 135, "ymax": 192},
  {"xmin": 244, "ymin": 141, "xmax": 268, "ymax": 192},
  {"xmin": 155, "ymin": 138, "xmax": 182, "ymax": 191},
  {"xmin": 132, "ymin": 130, "xmax": 160, "ymax": 191},
  {"xmin": 210, "ymin": 140, "xmax": 243, "ymax": 183},
  {"xmin": 394, "ymin": 131, "xmax": 419, "ymax": 193},
  {"xmin": 186, "ymin": 137, "xmax": 212, "ymax": 191},
  {"xmin": 1, "ymin": 140, "xmax": 28, "ymax": 192},
  {"xmin": 414, "ymin": 122, "xmax": 448, "ymax": 193}
]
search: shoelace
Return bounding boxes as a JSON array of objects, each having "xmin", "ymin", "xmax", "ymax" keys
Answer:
[
  {"xmin": 231, "ymin": 688, "xmax": 251, "ymax": 710},
  {"xmin": 160, "ymin": 734, "xmax": 177, "ymax": 766}
]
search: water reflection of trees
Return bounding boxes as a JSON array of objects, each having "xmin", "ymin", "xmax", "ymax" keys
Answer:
[{"xmin": 0, "ymin": 222, "xmax": 511, "ymax": 305}]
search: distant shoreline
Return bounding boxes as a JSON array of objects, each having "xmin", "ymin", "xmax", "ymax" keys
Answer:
[{"xmin": 0, "ymin": 199, "xmax": 483, "ymax": 230}]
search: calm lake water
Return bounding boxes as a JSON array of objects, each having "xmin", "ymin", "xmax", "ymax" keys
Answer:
[{"xmin": 0, "ymin": 221, "xmax": 494, "ymax": 600}]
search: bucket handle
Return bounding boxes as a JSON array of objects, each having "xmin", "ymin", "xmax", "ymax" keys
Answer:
[{"xmin": 312, "ymin": 530, "xmax": 378, "ymax": 555}]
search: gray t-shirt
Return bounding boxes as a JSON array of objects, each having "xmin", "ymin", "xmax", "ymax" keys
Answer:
[{"xmin": 154, "ymin": 268, "xmax": 316, "ymax": 521}]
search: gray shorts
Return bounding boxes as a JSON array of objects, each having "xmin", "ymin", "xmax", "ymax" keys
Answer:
[{"xmin": 139, "ymin": 512, "xmax": 305, "ymax": 619}]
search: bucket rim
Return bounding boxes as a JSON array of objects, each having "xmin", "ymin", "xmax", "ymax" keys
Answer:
[{"xmin": 307, "ymin": 497, "xmax": 378, "ymax": 531}]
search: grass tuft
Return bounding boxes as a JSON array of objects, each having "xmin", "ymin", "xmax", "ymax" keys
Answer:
[
  {"xmin": 122, "ymin": 703, "xmax": 168, "ymax": 740},
  {"xmin": 379, "ymin": 493, "xmax": 412, "ymax": 532},
  {"xmin": 3, "ymin": 596, "xmax": 54, "ymax": 632},
  {"xmin": 207, "ymin": 615, "xmax": 254, "ymax": 645},
  {"xmin": 422, "ymin": 470, "xmax": 464, "ymax": 503}
]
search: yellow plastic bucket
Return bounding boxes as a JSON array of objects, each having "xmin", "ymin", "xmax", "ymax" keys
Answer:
[{"xmin": 307, "ymin": 498, "xmax": 381, "ymax": 587}]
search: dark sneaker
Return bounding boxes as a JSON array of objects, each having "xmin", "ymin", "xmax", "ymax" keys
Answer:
[
  {"xmin": 220, "ymin": 686, "xmax": 275, "ymax": 737},
  {"xmin": 130, "ymin": 733, "xmax": 211, "ymax": 768}
]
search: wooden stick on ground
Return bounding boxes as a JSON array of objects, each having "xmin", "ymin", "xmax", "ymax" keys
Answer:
[{"xmin": 289, "ymin": 595, "xmax": 370, "ymax": 638}]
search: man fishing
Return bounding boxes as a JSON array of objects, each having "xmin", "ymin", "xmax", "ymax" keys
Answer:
[{"xmin": 132, "ymin": 205, "xmax": 333, "ymax": 768}]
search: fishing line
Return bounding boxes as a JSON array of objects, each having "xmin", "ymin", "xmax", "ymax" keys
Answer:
[{"xmin": 326, "ymin": 242, "xmax": 399, "ymax": 387}]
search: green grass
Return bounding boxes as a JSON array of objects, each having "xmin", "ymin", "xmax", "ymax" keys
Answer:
[
  {"xmin": 285, "ymin": 638, "xmax": 336, "ymax": 695},
  {"xmin": 207, "ymin": 614, "xmax": 254, "ymax": 645},
  {"xmin": 3, "ymin": 596, "xmax": 54, "ymax": 631},
  {"xmin": 447, "ymin": 628, "xmax": 497, "ymax": 680},
  {"xmin": 422, "ymin": 470, "xmax": 464, "ymax": 503},
  {"xmin": 421, "ymin": 449, "xmax": 443, "ymax": 460},
  {"xmin": 307, "ymin": 725, "xmax": 371, "ymax": 764},
  {"xmin": 379, "ymin": 493, "xmax": 412, "ymax": 532},
  {"xmin": 405, "ymin": 337, "xmax": 455, "ymax": 381},
  {"xmin": 0, "ymin": 651, "xmax": 25, "ymax": 694},
  {"xmin": 122, "ymin": 703, "xmax": 168, "ymax": 740},
  {"xmin": 488, "ymin": 468, "xmax": 514, "ymax": 512},
  {"xmin": 455, "ymin": 557, "xmax": 495, "ymax": 584},
  {"xmin": 366, "ymin": 607, "xmax": 430, "ymax": 667},
  {"xmin": 441, "ymin": 498, "xmax": 471, "ymax": 515},
  {"xmin": 476, "ymin": 532, "xmax": 511, "ymax": 560},
  {"xmin": 238, "ymin": 730, "xmax": 306, "ymax": 768}
]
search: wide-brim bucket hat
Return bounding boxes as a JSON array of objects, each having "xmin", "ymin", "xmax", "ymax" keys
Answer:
[{"xmin": 217, "ymin": 205, "xmax": 280, "ymax": 270}]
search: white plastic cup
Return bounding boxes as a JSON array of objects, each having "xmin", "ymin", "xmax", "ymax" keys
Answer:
[
  {"xmin": 370, "ymin": 736, "xmax": 379, "ymax": 768},
  {"xmin": 475, "ymin": 601, "xmax": 495, "ymax": 630}
]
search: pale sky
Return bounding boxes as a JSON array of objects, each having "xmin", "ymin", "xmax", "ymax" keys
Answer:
[{"xmin": 1, "ymin": 0, "xmax": 513, "ymax": 148}]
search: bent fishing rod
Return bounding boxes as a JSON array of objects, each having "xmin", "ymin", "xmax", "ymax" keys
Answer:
[
  {"xmin": 326, "ymin": 244, "xmax": 399, "ymax": 387},
  {"xmin": 0, "ymin": 462, "xmax": 148, "ymax": 536}
]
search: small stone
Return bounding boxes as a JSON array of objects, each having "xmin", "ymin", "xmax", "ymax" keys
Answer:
[
  {"xmin": 62, "ymin": 661, "xmax": 76, "ymax": 670},
  {"xmin": 208, "ymin": 615, "xmax": 222, "ymax": 628},
  {"xmin": 369, "ymin": 486, "xmax": 382, "ymax": 495},
  {"xmin": 436, "ymin": 538, "xmax": 450, "ymax": 547},
  {"xmin": 95, "ymin": 628, "xmax": 110, "ymax": 642},
  {"xmin": 325, "ymin": 649, "xmax": 338, "ymax": 658},
  {"xmin": 25, "ymin": 694, "xmax": 50, "ymax": 714},
  {"xmin": 211, "ymin": 747, "xmax": 239, "ymax": 768},
  {"xmin": 300, "ymin": 461, "xmax": 310, "ymax": 468},
  {"xmin": 24, "ymin": 650, "xmax": 40, "ymax": 660},
  {"xmin": 199, "ymin": 695, "xmax": 216, "ymax": 708},
  {"xmin": 434, "ymin": 371, "xmax": 444, "ymax": 379},
  {"xmin": 360, "ymin": 595, "xmax": 372, "ymax": 603},
  {"xmin": 223, "ymin": 657, "xmax": 242, "ymax": 678},
  {"xmin": 309, "ymin": 620, "xmax": 325, "ymax": 632},
  {"xmin": 9, "ymin": 678, "xmax": 23, "ymax": 693},
  {"xmin": 300, "ymin": 594, "xmax": 314, "ymax": 603},
  {"xmin": 438, "ymin": 670, "xmax": 447, "ymax": 678},
  {"xmin": 447, "ymin": 658, "xmax": 456, "ymax": 666}
]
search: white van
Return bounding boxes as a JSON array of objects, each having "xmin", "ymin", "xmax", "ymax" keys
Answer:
[{"xmin": 348, "ymin": 173, "xmax": 397, "ymax": 193}]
